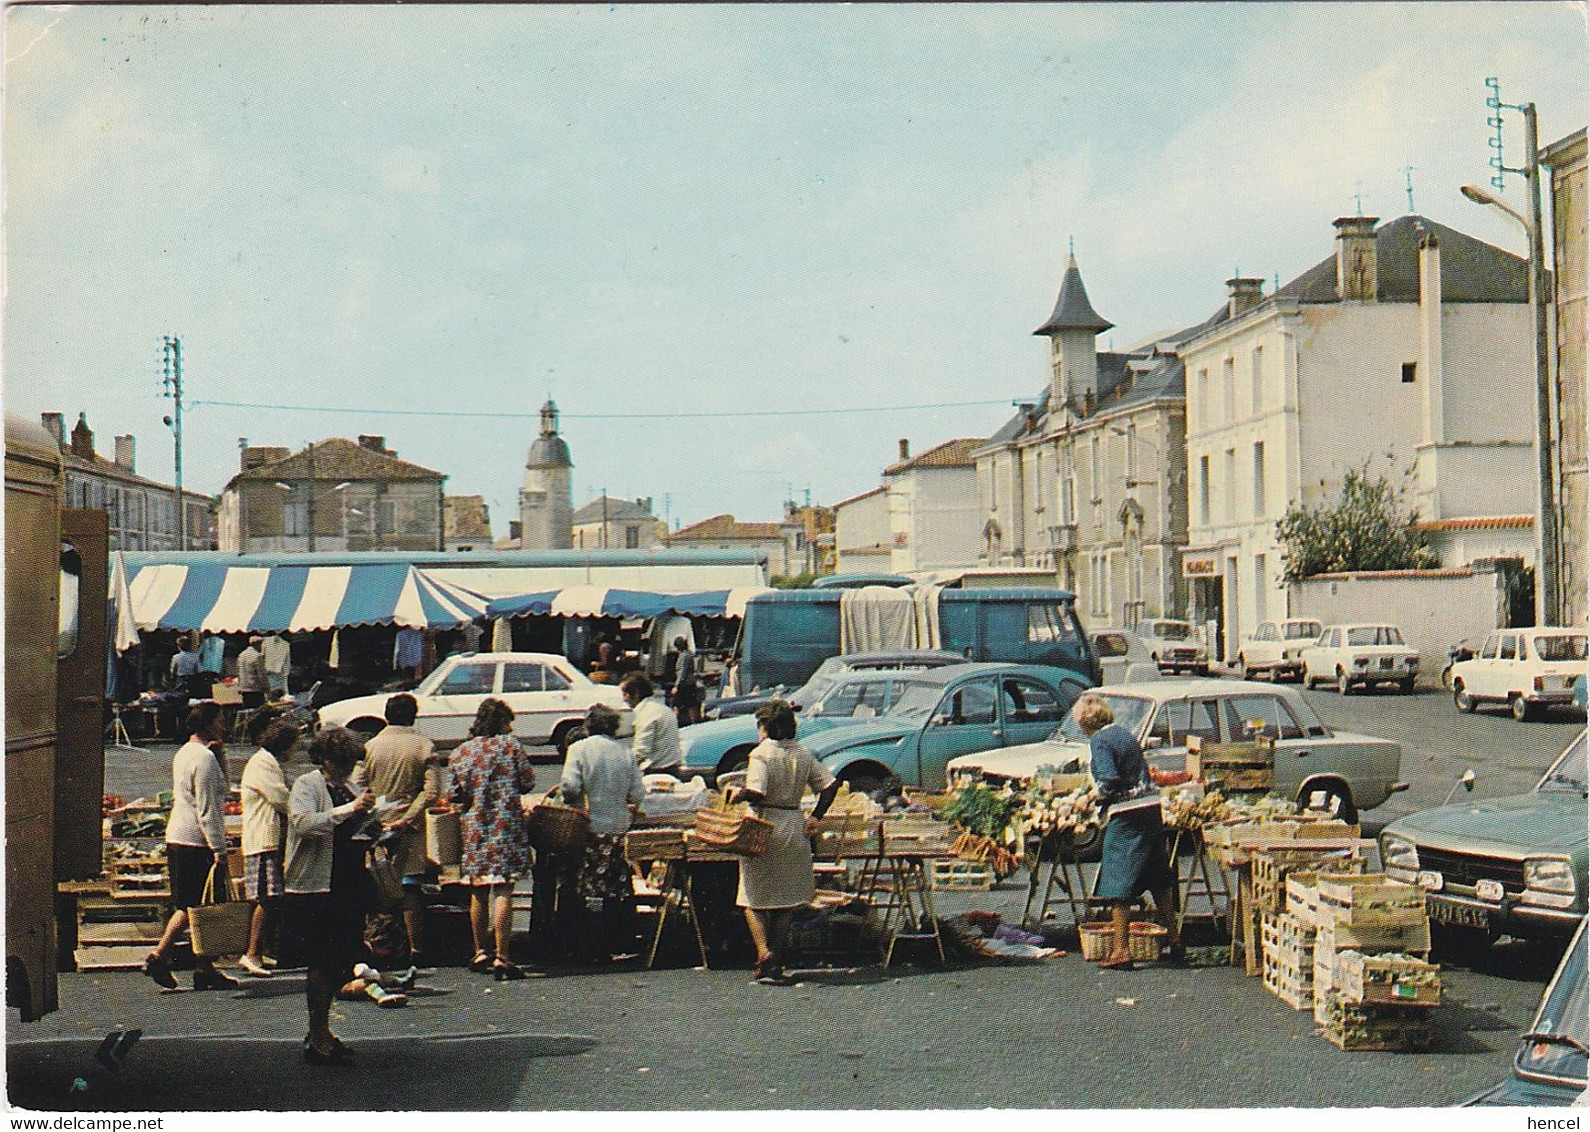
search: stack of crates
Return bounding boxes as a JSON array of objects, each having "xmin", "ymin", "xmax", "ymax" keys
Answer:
[
  {"xmin": 1249, "ymin": 847, "xmax": 1365, "ymax": 981},
  {"xmin": 1310, "ymin": 873, "xmax": 1438, "ymax": 1050}
]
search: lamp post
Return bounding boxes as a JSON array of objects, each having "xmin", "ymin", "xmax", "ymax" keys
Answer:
[
  {"xmin": 274, "ymin": 474, "xmax": 351, "ymax": 552},
  {"xmin": 1463, "ymin": 147, "xmax": 1560, "ymax": 626}
]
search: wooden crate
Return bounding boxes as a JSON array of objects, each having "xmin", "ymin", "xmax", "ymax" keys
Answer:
[
  {"xmin": 1316, "ymin": 874, "xmax": 1427, "ymax": 929},
  {"xmin": 1335, "ymin": 950, "xmax": 1442, "ymax": 1007},
  {"xmin": 1261, "ymin": 912, "xmax": 1315, "ymax": 1010},
  {"xmin": 929, "ymin": 859, "xmax": 995, "ymax": 892},
  {"xmin": 1263, "ymin": 959, "xmax": 1314, "ymax": 1010},
  {"xmin": 1284, "ymin": 862, "xmax": 1371, "ymax": 928},
  {"xmin": 1251, "ymin": 847, "xmax": 1363, "ymax": 914},
  {"xmin": 624, "ymin": 828, "xmax": 686, "ymax": 863},
  {"xmin": 1187, "ymin": 735, "xmax": 1275, "ymax": 793},
  {"xmin": 1318, "ymin": 991, "xmax": 1435, "ymax": 1051}
]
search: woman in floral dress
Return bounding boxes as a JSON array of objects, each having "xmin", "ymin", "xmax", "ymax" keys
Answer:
[{"xmin": 448, "ymin": 697, "xmax": 535, "ymax": 980}]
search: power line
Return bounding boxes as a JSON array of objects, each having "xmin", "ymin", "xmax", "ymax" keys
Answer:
[{"xmin": 187, "ymin": 398, "xmax": 1016, "ymax": 420}]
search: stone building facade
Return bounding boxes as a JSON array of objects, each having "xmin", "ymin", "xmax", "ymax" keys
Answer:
[{"xmin": 1543, "ymin": 127, "xmax": 1587, "ymax": 627}]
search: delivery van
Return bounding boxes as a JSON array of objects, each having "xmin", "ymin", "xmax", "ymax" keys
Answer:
[{"xmin": 729, "ymin": 585, "xmax": 1098, "ymax": 695}]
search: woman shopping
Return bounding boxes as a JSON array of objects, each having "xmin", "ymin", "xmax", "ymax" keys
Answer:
[
  {"xmin": 282, "ymin": 726, "xmax": 377, "ymax": 1065},
  {"xmin": 449, "ymin": 697, "xmax": 537, "ymax": 980},
  {"xmin": 559, "ymin": 703, "xmax": 645, "ymax": 962},
  {"xmin": 1076, "ymin": 693, "xmax": 1184, "ymax": 971},
  {"xmin": 731, "ymin": 699, "xmax": 841, "ymax": 985}
]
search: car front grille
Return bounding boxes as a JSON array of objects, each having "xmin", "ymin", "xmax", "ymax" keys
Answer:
[{"xmin": 1417, "ymin": 847, "xmax": 1527, "ymax": 893}]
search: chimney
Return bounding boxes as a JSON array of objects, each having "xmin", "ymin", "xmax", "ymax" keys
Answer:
[
  {"xmin": 240, "ymin": 445, "xmax": 290, "ymax": 471},
  {"xmin": 1334, "ymin": 216, "xmax": 1379, "ymax": 301},
  {"xmin": 898, "ymin": 438, "xmax": 910, "ymax": 462},
  {"xmin": 69, "ymin": 413, "xmax": 94, "ymax": 460},
  {"xmin": 1418, "ymin": 231, "xmax": 1445, "ymax": 446},
  {"xmin": 40, "ymin": 412, "xmax": 65, "ymax": 450},
  {"xmin": 1225, "ymin": 277, "xmax": 1265, "ymax": 318},
  {"xmin": 358, "ymin": 434, "xmax": 388, "ymax": 453},
  {"xmin": 639, "ymin": 497, "xmax": 651, "ymax": 513},
  {"xmin": 114, "ymin": 435, "xmax": 136, "ymax": 471}
]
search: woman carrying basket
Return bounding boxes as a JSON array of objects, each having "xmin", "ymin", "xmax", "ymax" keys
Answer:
[
  {"xmin": 730, "ymin": 699, "xmax": 841, "ymax": 985},
  {"xmin": 1076, "ymin": 693, "xmax": 1185, "ymax": 971},
  {"xmin": 449, "ymin": 697, "xmax": 537, "ymax": 981}
]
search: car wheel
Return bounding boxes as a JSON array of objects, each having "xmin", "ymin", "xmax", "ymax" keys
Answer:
[
  {"xmin": 1397, "ymin": 677, "xmax": 1415, "ymax": 694},
  {"xmin": 1067, "ymin": 822, "xmax": 1104, "ymax": 863},
  {"xmin": 1194, "ymin": 665, "xmax": 1209, "ymax": 677},
  {"xmin": 1336, "ymin": 669, "xmax": 1353, "ymax": 695},
  {"xmin": 344, "ymin": 716, "xmax": 387, "ymax": 739},
  {"xmin": 838, "ymin": 764, "xmax": 897, "ymax": 799},
  {"xmin": 1299, "ymin": 782, "xmax": 1358, "ymax": 825},
  {"xmin": 1431, "ymin": 922, "xmax": 1497, "ymax": 969},
  {"xmin": 551, "ymin": 721, "xmax": 577, "ymax": 758},
  {"xmin": 1440, "ymin": 665, "xmax": 1455, "ymax": 692},
  {"xmin": 1510, "ymin": 694, "xmax": 1535, "ymax": 723},
  {"xmin": 1453, "ymin": 681, "xmax": 1477, "ymax": 713},
  {"xmin": 714, "ymin": 746, "xmax": 755, "ymax": 780}
]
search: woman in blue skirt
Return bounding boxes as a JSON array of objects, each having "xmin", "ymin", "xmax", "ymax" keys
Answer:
[{"xmin": 1077, "ymin": 694, "xmax": 1184, "ymax": 970}]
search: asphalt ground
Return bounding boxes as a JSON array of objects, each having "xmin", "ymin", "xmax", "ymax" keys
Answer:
[{"xmin": 8, "ymin": 687, "xmax": 1578, "ymax": 1112}]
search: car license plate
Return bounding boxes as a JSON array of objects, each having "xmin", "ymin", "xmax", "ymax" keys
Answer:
[
  {"xmin": 1428, "ymin": 895, "xmax": 1490, "ymax": 930},
  {"xmin": 1380, "ymin": 658, "xmax": 1394, "ymax": 669},
  {"xmin": 1475, "ymin": 878, "xmax": 1505, "ymax": 902},
  {"xmin": 1416, "ymin": 870, "xmax": 1444, "ymax": 892}
]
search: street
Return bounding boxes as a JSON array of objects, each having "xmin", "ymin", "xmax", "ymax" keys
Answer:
[{"xmin": 6, "ymin": 683, "xmax": 1580, "ymax": 1111}]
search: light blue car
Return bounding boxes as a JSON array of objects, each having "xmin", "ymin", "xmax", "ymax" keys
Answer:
[
  {"xmin": 801, "ymin": 662, "xmax": 1093, "ymax": 793},
  {"xmin": 678, "ymin": 668, "xmax": 930, "ymax": 780}
]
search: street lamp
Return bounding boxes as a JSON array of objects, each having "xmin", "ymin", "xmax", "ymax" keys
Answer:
[
  {"xmin": 273, "ymin": 477, "xmax": 351, "ymax": 551},
  {"xmin": 1462, "ymin": 168, "xmax": 1559, "ymax": 626}
]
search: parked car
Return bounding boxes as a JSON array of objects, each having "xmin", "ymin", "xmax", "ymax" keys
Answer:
[
  {"xmin": 315, "ymin": 652, "xmax": 629, "ymax": 753},
  {"xmin": 1300, "ymin": 623, "xmax": 1421, "ymax": 694},
  {"xmin": 1463, "ymin": 915, "xmax": 1587, "ymax": 1106},
  {"xmin": 702, "ymin": 649, "xmax": 965, "ymax": 720},
  {"xmin": 679, "ymin": 665, "xmax": 950, "ymax": 780},
  {"xmin": 1134, "ymin": 619, "xmax": 1209, "ymax": 675},
  {"xmin": 1442, "ymin": 636, "xmax": 1479, "ymax": 691},
  {"xmin": 945, "ymin": 678, "xmax": 1407, "ymax": 824},
  {"xmin": 1089, "ymin": 628, "xmax": 1163, "ymax": 685},
  {"xmin": 1236, "ymin": 618, "xmax": 1323, "ymax": 682},
  {"xmin": 796, "ymin": 663, "xmax": 1093, "ymax": 793},
  {"xmin": 1450, "ymin": 627, "xmax": 1589, "ymax": 721},
  {"xmin": 1380, "ymin": 728, "xmax": 1587, "ymax": 960}
]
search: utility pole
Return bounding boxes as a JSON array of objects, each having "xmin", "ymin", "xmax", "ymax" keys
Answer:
[
  {"xmin": 601, "ymin": 488, "xmax": 609, "ymax": 549},
  {"xmin": 160, "ymin": 336, "xmax": 186, "ymax": 549},
  {"xmin": 1522, "ymin": 102, "xmax": 1560, "ymax": 626},
  {"xmin": 307, "ymin": 441, "xmax": 317, "ymax": 553}
]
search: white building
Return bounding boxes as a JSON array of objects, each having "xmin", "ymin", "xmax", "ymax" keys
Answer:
[
  {"xmin": 882, "ymin": 438, "xmax": 984, "ymax": 573},
  {"xmin": 833, "ymin": 486, "xmax": 891, "ymax": 573},
  {"xmin": 571, "ymin": 495, "xmax": 667, "ymax": 550},
  {"xmin": 1180, "ymin": 215, "xmax": 1535, "ymax": 659}
]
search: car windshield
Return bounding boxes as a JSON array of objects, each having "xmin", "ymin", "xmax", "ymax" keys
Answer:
[
  {"xmin": 1347, "ymin": 626, "xmax": 1403, "ymax": 646},
  {"xmin": 810, "ymin": 678, "xmax": 896, "ymax": 718},
  {"xmin": 1538, "ymin": 733, "xmax": 1588, "ymax": 793},
  {"xmin": 1147, "ymin": 622, "xmax": 1191, "ymax": 641},
  {"xmin": 1534, "ymin": 634, "xmax": 1588, "ymax": 662},
  {"xmin": 1285, "ymin": 622, "xmax": 1323, "ymax": 640},
  {"xmin": 788, "ymin": 676, "xmax": 838, "ymax": 710},
  {"xmin": 1054, "ymin": 693, "xmax": 1156, "ymax": 741},
  {"xmin": 1516, "ymin": 922, "xmax": 1588, "ymax": 1085},
  {"xmin": 413, "ymin": 662, "xmax": 457, "ymax": 696}
]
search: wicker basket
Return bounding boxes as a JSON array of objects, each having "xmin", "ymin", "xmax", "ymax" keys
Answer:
[
  {"xmin": 525, "ymin": 802, "xmax": 593, "ymax": 854},
  {"xmin": 1128, "ymin": 921, "xmax": 1168, "ymax": 962},
  {"xmin": 692, "ymin": 804, "xmax": 773, "ymax": 857},
  {"xmin": 1078, "ymin": 921, "xmax": 1115, "ymax": 961}
]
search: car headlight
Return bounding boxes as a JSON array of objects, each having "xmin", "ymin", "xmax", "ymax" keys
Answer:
[
  {"xmin": 1352, "ymin": 655, "xmax": 1370, "ymax": 667},
  {"xmin": 1524, "ymin": 857, "xmax": 1576, "ymax": 895},
  {"xmin": 1381, "ymin": 835, "xmax": 1420, "ymax": 874}
]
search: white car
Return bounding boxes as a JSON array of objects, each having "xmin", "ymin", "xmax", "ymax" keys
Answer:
[
  {"xmin": 946, "ymin": 678, "xmax": 1406, "ymax": 823},
  {"xmin": 1450, "ymin": 627, "xmax": 1588, "ymax": 721},
  {"xmin": 1134, "ymin": 619, "xmax": 1209, "ymax": 675},
  {"xmin": 1236, "ymin": 618, "xmax": 1323, "ymax": 682},
  {"xmin": 1089, "ymin": 628, "xmax": 1163, "ymax": 685},
  {"xmin": 1301, "ymin": 624, "xmax": 1421, "ymax": 695},
  {"xmin": 316, "ymin": 651, "xmax": 630, "ymax": 752}
]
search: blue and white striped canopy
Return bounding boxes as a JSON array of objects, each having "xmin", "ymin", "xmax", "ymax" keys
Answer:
[
  {"xmin": 486, "ymin": 585, "xmax": 770, "ymax": 620},
  {"xmin": 120, "ymin": 557, "xmax": 488, "ymax": 636}
]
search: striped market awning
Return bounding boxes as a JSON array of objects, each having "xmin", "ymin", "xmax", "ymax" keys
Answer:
[
  {"xmin": 118, "ymin": 555, "xmax": 488, "ymax": 638},
  {"xmin": 485, "ymin": 585, "xmax": 770, "ymax": 620}
]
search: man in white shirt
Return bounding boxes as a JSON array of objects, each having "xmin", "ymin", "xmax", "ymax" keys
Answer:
[
  {"xmin": 620, "ymin": 674, "xmax": 681, "ymax": 775},
  {"xmin": 143, "ymin": 702, "xmax": 238, "ymax": 992},
  {"xmin": 236, "ymin": 635, "xmax": 268, "ymax": 709}
]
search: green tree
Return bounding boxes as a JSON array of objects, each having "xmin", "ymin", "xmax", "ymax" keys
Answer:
[{"xmin": 1276, "ymin": 465, "xmax": 1438, "ymax": 585}]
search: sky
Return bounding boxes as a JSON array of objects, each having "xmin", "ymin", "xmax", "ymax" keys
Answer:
[{"xmin": 5, "ymin": 3, "xmax": 1587, "ymax": 540}]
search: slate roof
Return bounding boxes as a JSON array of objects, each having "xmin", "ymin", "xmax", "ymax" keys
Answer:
[
  {"xmin": 670, "ymin": 514, "xmax": 788, "ymax": 541},
  {"xmin": 1271, "ymin": 214, "xmax": 1528, "ymax": 306},
  {"xmin": 571, "ymin": 495, "xmax": 656, "ymax": 525},
  {"xmin": 884, "ymin": 437, "xmax": 984, "ymax": 476},
  {"xmin": 1034, "ymin": 254, "xmax": 1114, "ymax": 335},
  {"xmin": 228, "ymin": 437, "xmax": 445, "ymax": 488}
]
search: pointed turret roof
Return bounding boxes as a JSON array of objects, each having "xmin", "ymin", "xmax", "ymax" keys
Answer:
[{"xmin": 1033, "ymin": 253, "xmax": 1114, "ymax": 336}]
